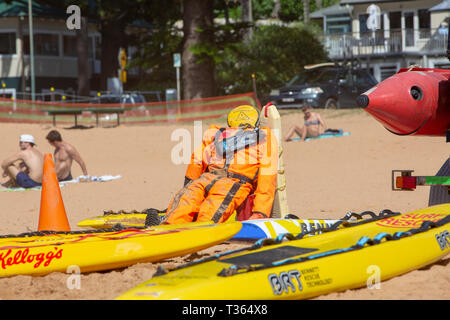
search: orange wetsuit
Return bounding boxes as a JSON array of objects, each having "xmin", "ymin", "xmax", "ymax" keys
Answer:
[{"xmin": 163, "ymin": 125, "xmax": 278, "ymax": 224}]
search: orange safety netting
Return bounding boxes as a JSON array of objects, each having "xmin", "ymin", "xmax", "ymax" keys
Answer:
[{"xmin": 0, "ymin": 92, "xmax": 260, "ymax": 125}]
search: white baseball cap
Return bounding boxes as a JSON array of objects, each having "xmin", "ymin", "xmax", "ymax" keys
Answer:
[{"xmin": 20, "ymin": 134, "xmax": 36, "ymax": 145}]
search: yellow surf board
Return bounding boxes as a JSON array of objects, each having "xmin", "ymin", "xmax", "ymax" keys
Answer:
[
  {"xmin": 117, "ymin": 204, "xmax": 450, "ymax": 300},
  {"xmin": 77, "ymin": 212, "xmax": 343, "ymax": 240},
  {"xmin": 77, "ymin": 213, "xmax": 153, "ymax": 229},
  {"xmin": 0, "ymin": 222, "xmax": 242, "ymax": 277}
]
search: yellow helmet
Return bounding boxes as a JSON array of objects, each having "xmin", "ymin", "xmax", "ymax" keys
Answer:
[{"xmin": 227, "ymin": 105, "xmax": 260, "ymax": 128}]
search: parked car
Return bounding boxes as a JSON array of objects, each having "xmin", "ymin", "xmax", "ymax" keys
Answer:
[
  {"xmin": 269, "ymin": 63, "xmax": 378, "ymax": 109},
  {"xmin": 90, "ymin": 92, "xmax": 146, "ymax": 105}
]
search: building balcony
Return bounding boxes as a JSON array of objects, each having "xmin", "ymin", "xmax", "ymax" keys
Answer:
[{"xmin": 318, "ymin": 28, "xmax": 448, "ymax": 60}]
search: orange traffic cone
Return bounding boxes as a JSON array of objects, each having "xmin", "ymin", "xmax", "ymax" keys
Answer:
[{"xmin": 38, "ymin": 154, "xmax": 71, "ymax": 231}]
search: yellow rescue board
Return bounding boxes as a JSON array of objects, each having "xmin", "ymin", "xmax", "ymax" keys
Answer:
[
  {"xmin": 77, "ymin": 213, "xmax": 152, "ymax": 229},
  {"xmin": 117, "ymin": 204, "xmax": 450, "ymax": 300},
  {"xmin": 0, "ymin": 222, "xmax": 242, "ymax": 277}
]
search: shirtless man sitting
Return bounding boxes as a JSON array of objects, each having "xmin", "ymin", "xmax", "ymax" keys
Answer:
[
  {"xmin": 284, "ymin": 104, "xmax": 327, "ymax": 142},
  {"xmin": 1, "ymin": 134, "xmax": 44, "ymax": 188},
  {"xmin": 45, "ymin": 130, "xmax": 88, "ymax": 181}
]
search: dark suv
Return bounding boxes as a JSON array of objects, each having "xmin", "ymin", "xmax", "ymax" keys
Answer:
[{"xmin": 269, "ymin": 64, "xmax": 378, "ymax": 109}]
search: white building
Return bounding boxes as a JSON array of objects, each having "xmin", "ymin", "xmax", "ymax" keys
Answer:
[
  {"xmin": 0, "ymin": 0, "xmax": 102, "ymax": 99},
  {"xmin": 0, "ymin": 0, "xmax": 146, "ymax": 100}
]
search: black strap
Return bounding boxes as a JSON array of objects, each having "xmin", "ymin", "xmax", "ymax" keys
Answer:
[
  {"xmin": 208, "ymin": 170, "xmax": 255, "ymax": 185},
  {"xmin": 184, "ymin": 176, "xmax": 192, "ymax": 187},
  {"xmin": 204, "ymin": 176, "xmax": 222, "ymax": 198},
  {"xmin": 328, "ymin": 209, "xmax": 401, "ymax": 231},
  {"xmin": 407, "ymin": 214, "xmax": 450, "ymax": 236},
  {"xmin": 211, "ymin": 182, "xmax": 242, "ymax": 223},
  {"xmin": 227, "ymin": 171, "xmax": 254, "ymax": 185},
  {"xmin": 144, "ymin": 209, "xmax": 163, "ymax": 227}
]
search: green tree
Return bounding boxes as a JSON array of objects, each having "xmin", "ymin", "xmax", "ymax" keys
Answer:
[
  {"xmin": 181, "ymin": 0, "xmax": 251, "ymax": 99},
  {"xmin": 123, "ymin": 1, "xmax": 182, "ymax": 94},
  {"xmin": 216, "ymin": 24, "xmax": 327, "ymax": 103},
  {"xmin": 252, "ymin": 0, "xmax": 340, "ymax": 22}
]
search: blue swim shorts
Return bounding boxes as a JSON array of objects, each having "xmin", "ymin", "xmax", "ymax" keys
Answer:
[
  {"xmin": 59, "ymin": 172, "xmax": 73, "ymax": 182},
  {"xmin": 16, "ymin": 172, "xmax": 42, "ymax": 188}
]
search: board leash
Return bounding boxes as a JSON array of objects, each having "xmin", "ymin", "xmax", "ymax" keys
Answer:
[
  {"xmin": 103, "ymin": 208, "xmax": 166, "ymax": 227},
  {"xmin": 153, "ymin": 209, "xmax": 401, "ymax": 277},
  {"xmin": 216, "ymin": 214, "xmax": 450, "ymax": 277},
  {"xmin": 0, "ymin": 223, "xmax": 145, "ymax": 239},
  {"xmin": 0, "ymin": 207, "xmax": 170, "ymax": 239}
]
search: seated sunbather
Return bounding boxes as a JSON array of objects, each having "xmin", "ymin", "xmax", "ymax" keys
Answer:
[
  {"xmin": 284, "ymin": 104, "xmax": 327, "ymax": 142},
  {"xmin": 1, "ymin": 134, "xmax": 44, "ymax": 188}
]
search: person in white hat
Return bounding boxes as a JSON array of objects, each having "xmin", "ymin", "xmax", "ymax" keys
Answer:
[{"xmin": 1, "ymin": 134, "xmax": 44, "ymax": 188}]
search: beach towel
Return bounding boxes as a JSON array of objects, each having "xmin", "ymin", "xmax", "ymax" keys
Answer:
[
  {"xmin": 60, "ymin": 175, "xmax": 122, "ymax": 185},
  {"xmin": 290, "ymin": 129, "xmax": 350, "ymax": 142},
  {"xmin": 0, "ymin": 174, "xmax": 122, "ymax": 192}
]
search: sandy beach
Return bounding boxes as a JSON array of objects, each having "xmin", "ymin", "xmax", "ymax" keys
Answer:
[{"xmin": 0, "ymin": 108, "xmax": 448, "ymax": 300}]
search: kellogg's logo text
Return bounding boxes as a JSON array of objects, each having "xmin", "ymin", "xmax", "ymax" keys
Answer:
[{"xmin": 0, "ymin": 247, "xmax": 63, "ymax": 270}]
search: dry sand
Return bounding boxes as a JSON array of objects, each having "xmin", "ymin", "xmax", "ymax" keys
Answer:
[{"xmin": 0, "ymin": 108, "xmax": 448, "ymax": 300}]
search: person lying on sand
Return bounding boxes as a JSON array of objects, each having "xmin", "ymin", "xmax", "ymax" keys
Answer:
[
  {"xmin": 46, "ymin": 130, "xmax": 88, "ymax": 182},
  {"xmin": 1, "ymin": 134, "xmax": 44, "ymax": 188},
  {"xmin": 284, "ymin": 103, "xmax": 327, "ymax": 142},
  {"xmin": 161, "ymin": 105, "xmax": 278, "ymax": 225}
]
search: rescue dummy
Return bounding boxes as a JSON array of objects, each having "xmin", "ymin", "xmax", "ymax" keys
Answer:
[{"xmin": 163, "ymin": 105, "xmax": 278, "ymax": 224}]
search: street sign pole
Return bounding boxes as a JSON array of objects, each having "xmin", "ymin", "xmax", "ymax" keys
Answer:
[
  {"xmin": 176, "ymin": 67, "xmax": 180, "ymax": 101},
  {"xmin": 118, "ymin": 47, "xmax": 127, "ymax": 95},
  {"xmin": 173, "ymin": 53, "xmax": 181, "ymax": 101}
]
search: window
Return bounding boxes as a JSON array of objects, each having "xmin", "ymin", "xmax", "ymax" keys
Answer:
[
  {"xmin": 287, "ymin": 69, "xmax": 337, "ymax": 86},
  {"xmin": 380, "ymin": 65, "xmax": 398, "ymax": 81},
  {"xmin": 24, "ymin": 34, "xmax": 59, "ymax": 56},
  {"xmin": 0, "ymin": 33, "xmax": 16, "ymax": 54},
  {"xmin": 337, "ymin": 70, "xmax": 353, "ymax": 86},
  {"xmin": 434, "ymin": 63, "xmax": 450, "ymax": 69},
  {"xmin": 418, "ymin": 9, "xmax": 431, "ymax": 39},
  {"xmin": 63, "ymin": 35, "xmax": 77, "ymax": 57},
  {"xmin": 359, "ymin": 14, "xmax": 369, "ymax": 34},
  {"xmin": 355, "ymin": 71, "xmax": 377, "ymax": 87},
  {"xmin": 133, "ymin": 94, "xmax": 145, "ymax": 103},
  {"xmin": 389, "ymin": 12, "xmax": 401, "ymax": 30},
  {"xmin": 317, "ymin": 70, "xmax": 338, "ymax": 82},
  {"xmin": 404, "ymin": 12, "xmax": 415, "ymax": 47}
]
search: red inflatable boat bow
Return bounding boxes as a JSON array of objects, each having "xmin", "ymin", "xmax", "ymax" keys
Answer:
[{"xmin": 357, "ymin": 67, "xmax": 450, "ymax": 138}]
